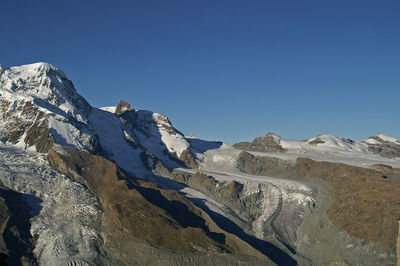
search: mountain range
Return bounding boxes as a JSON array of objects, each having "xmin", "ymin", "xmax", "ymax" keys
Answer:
[{"xmin": 0, "ymin": 62, "xmax": 399, "ymax": 265}]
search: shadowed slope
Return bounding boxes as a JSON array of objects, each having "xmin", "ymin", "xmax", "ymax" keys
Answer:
[{"xmin": 48, "ymin": 146, "xmax": 274, "ymax": 265}]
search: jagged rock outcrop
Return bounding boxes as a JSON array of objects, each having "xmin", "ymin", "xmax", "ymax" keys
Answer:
[
  {"xmin": 233, "ymin": 132, "xmax": 287, "ymax": 152},
  {"xmin": 114, "ymin": 100, "xmax": 134, "ymax": 115},
  {"xmin": 227, "ymin": 180, "xmax": 243, "ymax": 200},
  {"xmin": 48, "ymin": 146, "xmax": 274, "ymax": 265}
]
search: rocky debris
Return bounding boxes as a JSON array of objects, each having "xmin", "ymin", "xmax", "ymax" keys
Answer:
[
  {"xmin": 114, "ymin": 100, "xmax": 134, "ymax": 116},
  {"xmin": 0, "ymin": 185, "xmax": 36, "ymax": 266},
  {"xmin": 233, "ymin": 132, "xmax": 287, "ymax": 152},
  {"xmin": 237, "ymin": 152, "xmax": 400, "ymax": 265},
  {"xmin": 48, "ymin": 146, "xmax": 273, "ymax": 265}
]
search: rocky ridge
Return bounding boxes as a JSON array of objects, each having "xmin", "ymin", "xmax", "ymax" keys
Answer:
[{"xmin": 48, "ymin": 145, "xmax": 273, "ymax": 265}]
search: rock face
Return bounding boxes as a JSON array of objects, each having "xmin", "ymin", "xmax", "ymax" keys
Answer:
[
  {"xmin": 233, "ymin": 132, "xmax": 287, "ymax": 152},
  {"xmin": 0, "ymin": 62, "xmax": 100, "ymax": 153},
  {"xmin": 237, "ymin": 151, "xmax": 400, "ymax": 265},
  {"xmin": 237, "ymin": 151, "xmax": 296, "ymax": 178},
  {"xmin": 114, "ymin": 100, "xmax": 134, "ymax": 115},
  {"xmin": 48, "ymin": 146, "xmax": 273, "ymax": 265},
  {"xmin": 0, "ymin": 100, "xmax": 54, "ymax": 153},
  {"xmin": 179, "ymin": 148, "xmax": 198, "ymax": 168}
]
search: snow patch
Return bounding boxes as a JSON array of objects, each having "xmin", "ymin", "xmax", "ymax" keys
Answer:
[{"xmin": 100, "ymin": 106, "xmax": 116, "ymax": 113}]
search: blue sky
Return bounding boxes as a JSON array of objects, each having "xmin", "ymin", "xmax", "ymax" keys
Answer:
[{"xmin": 1, "ymin": 1, "xmax": 399, "ymax": 143}]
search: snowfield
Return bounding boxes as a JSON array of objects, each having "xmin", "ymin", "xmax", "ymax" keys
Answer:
[{"xmin": 0, "ymin": 143, "xmax": 105, "ymax": 266}]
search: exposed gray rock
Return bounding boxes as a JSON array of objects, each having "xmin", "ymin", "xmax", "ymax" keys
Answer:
[
  {"xmin": 233, "ymin": 132, "xmax": 287, "ymax": 152},
  {"xmin": 115, "ymin": 100, "xmax": 134, "ymax": 115}
]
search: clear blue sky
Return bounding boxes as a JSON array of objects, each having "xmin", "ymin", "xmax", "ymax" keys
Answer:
[{"xmin": 1, "ymin": 0, "xmax": 399, "ymax": 143}]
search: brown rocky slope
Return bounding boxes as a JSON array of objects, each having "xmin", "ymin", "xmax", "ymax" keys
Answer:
[
  {"xmin": 48, "ymin": 146, "xmax": 274, "ymax": 265},
  {"xmin": 237, "ymin": 151, "xmax": 400, "ymax": 255}
]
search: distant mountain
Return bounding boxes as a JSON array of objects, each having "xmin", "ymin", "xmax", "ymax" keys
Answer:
[
  {"xmin": 234, "ymin": 131, "xmax": 400, "ymax": 159},
  {"xmin": 364, "ymin": 133, "xmax": 400, "ymax": 158}
]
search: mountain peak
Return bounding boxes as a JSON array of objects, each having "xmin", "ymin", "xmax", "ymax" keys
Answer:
[
  {"xmin": 265, "ymin": 132, "xmax": 279, "ymax": 137},
  {"xmin": 11, "ymin": 62, "xmax": 67, "ymax": 78},
  {"xmin": 115, "ymin": 100, "xmax": 134, "ymax": 115}
]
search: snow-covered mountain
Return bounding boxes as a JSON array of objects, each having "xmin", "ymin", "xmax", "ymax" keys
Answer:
[
  {"xmin": 234, "ymin": 132, "xmax": 400, "ymax": 169},
  {"xmin": 0, "ymin": 62, "xmax": 399, "ymax": 266},
  {"xmin": 0, "ymin": 62, "xmax": 194, "ymax": 174}
]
